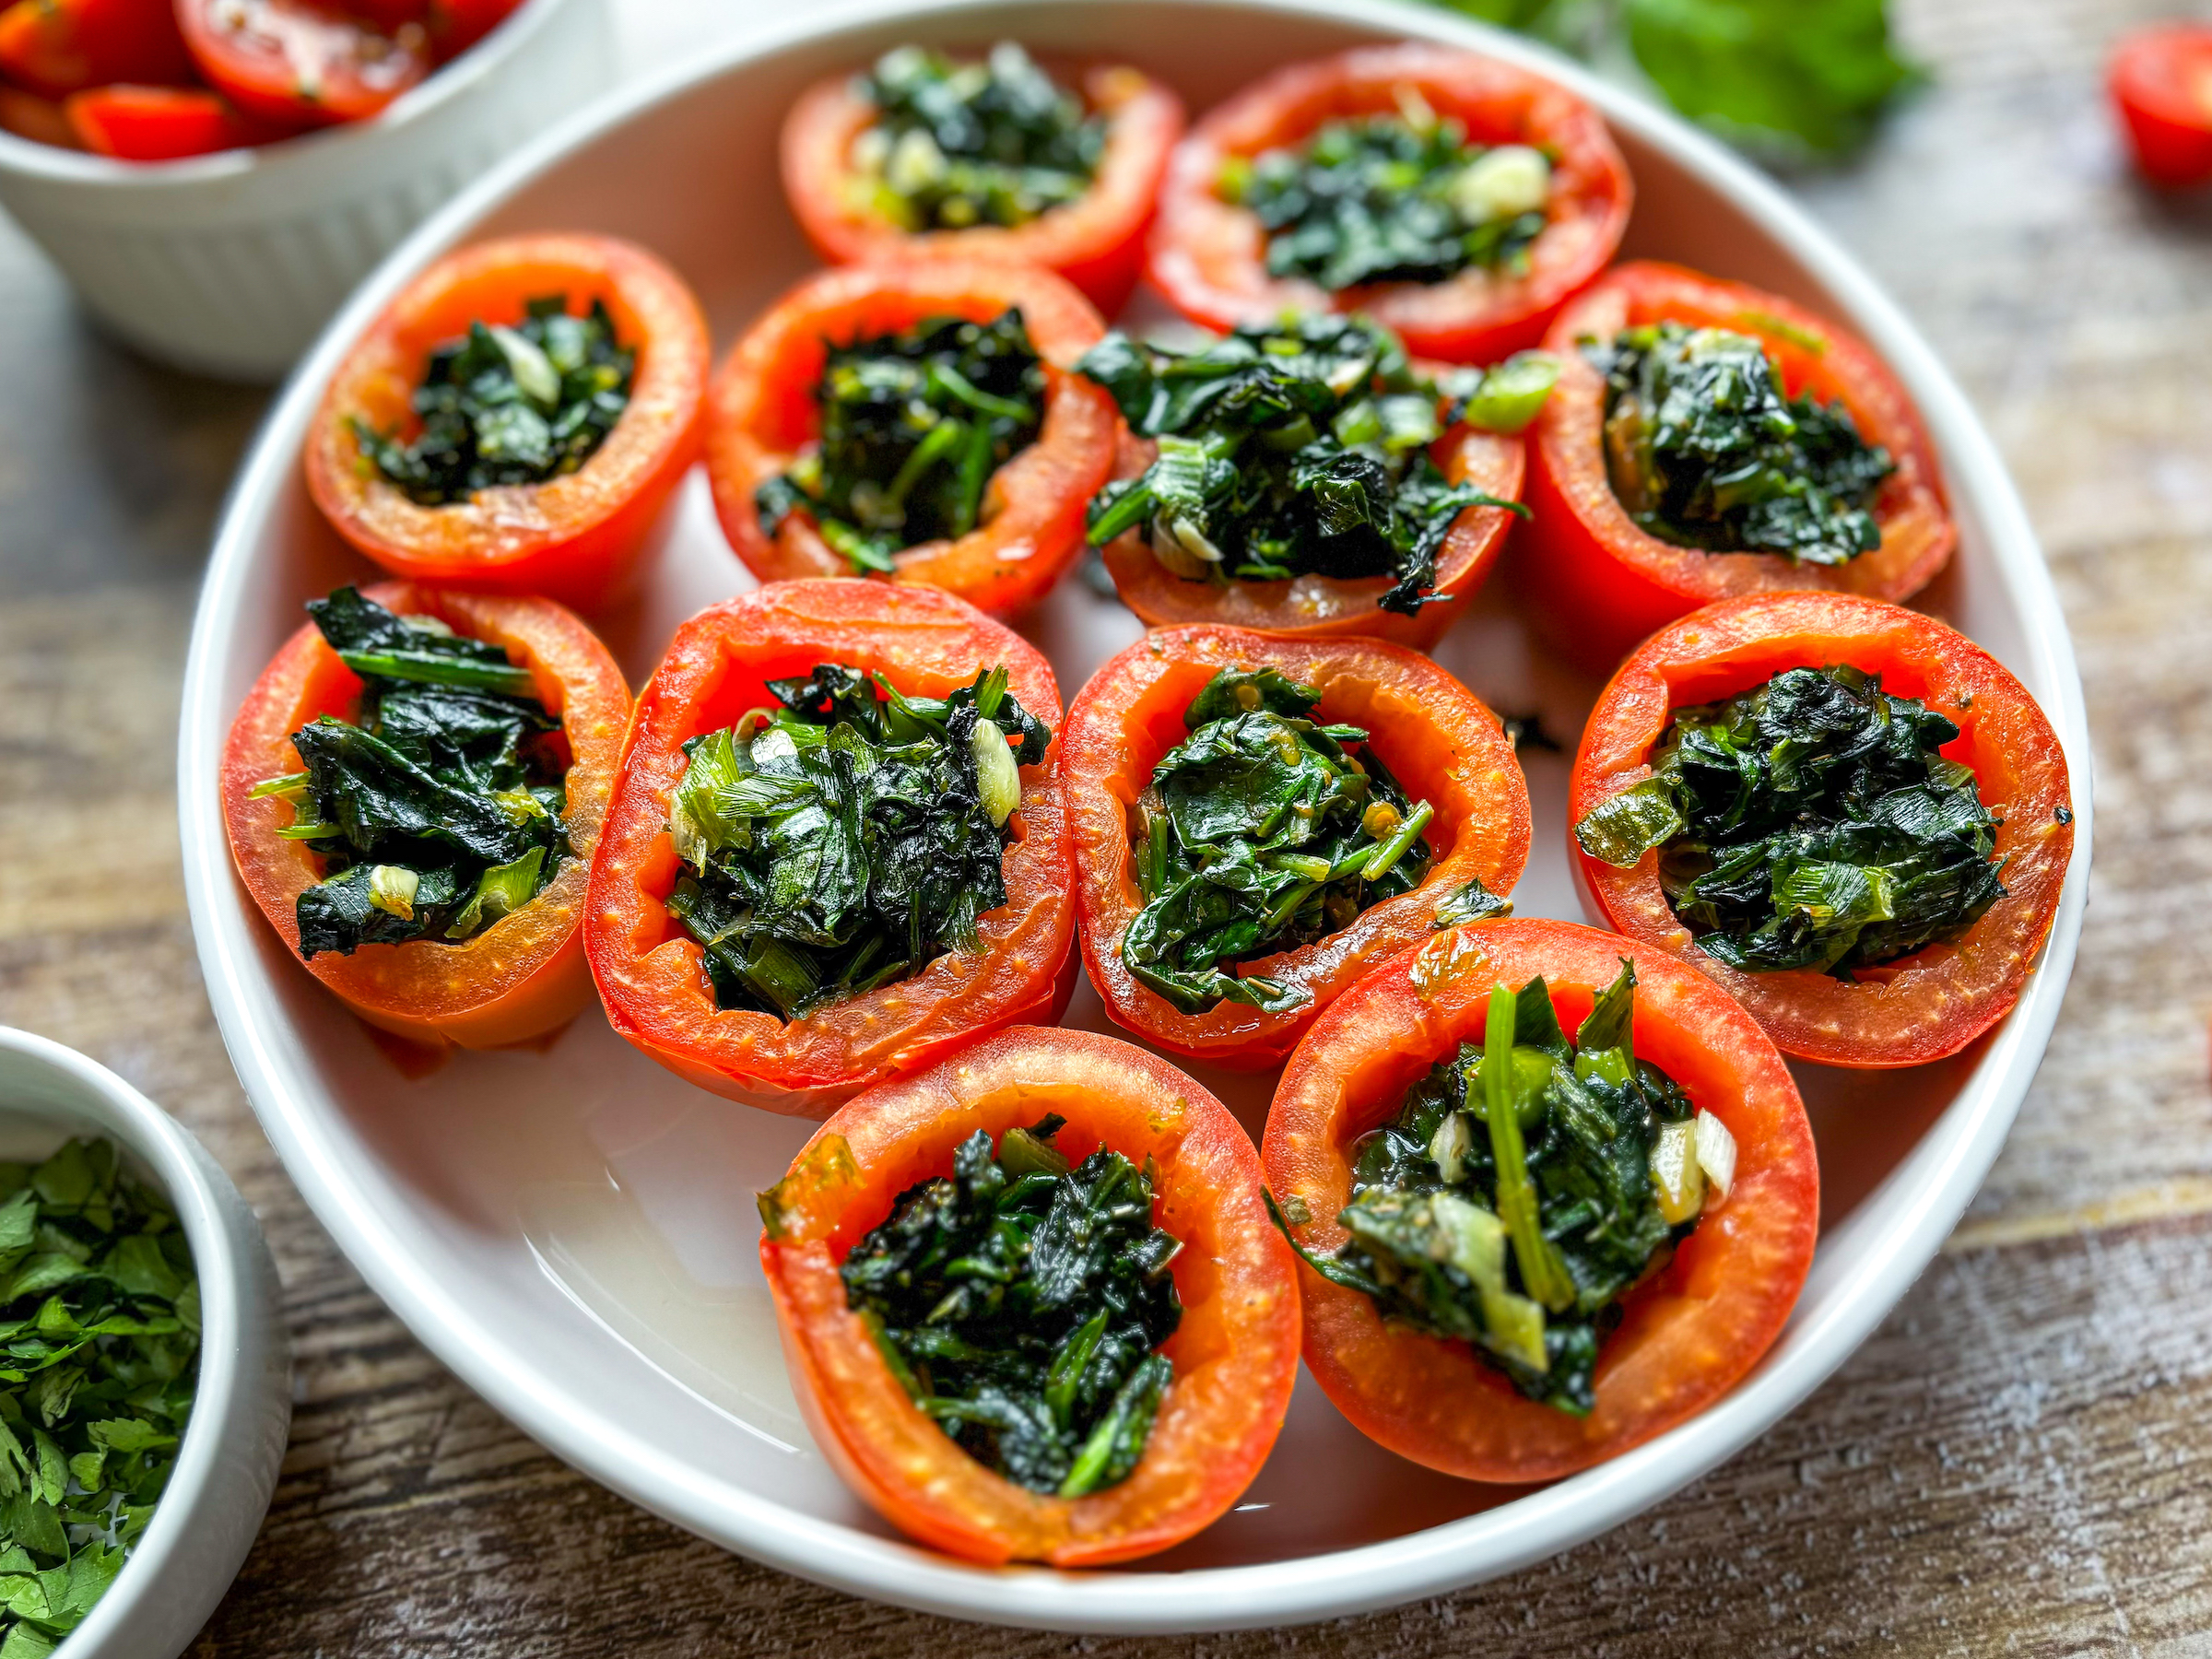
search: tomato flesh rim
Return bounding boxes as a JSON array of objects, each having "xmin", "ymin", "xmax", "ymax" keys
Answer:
[
  {"xmin": 1567, "ymin": 592, "xmax": 2076, "ymax": 1069},
  {"xmin": 1260, "ymin": 915, "xmax": 1818, "ymax": 1483}
]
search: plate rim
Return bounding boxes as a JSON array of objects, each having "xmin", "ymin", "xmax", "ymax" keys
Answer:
[{"xmin": 175, "ymin": 0, "xmax": 2096, "ymax": 1632}]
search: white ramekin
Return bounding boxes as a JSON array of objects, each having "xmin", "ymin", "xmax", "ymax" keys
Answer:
[
  {"xmin": 0, "ymin": 1028, "xmax": 288, "ymax": 1659},
  {"xmin": 0, "ymin": 0, "xmax": 614, "ymax": 382}
]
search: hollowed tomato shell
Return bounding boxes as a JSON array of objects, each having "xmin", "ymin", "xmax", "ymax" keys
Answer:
[
  {"xmin": 219, "ymin": 582, "xmax": 630, "ymax": 1052},
  {"xmin": 2110, "ymin": 24, "xmax": 2212, "ymax": 188},
  {"xmin": 1517, "ymin": 261, "xmax": 1956, "ymax": 672},
  {"xmin": 1146, "ymin": 43, "xmax": 1632, "ymax": 365},
  {"xmin": 304, "ymin": 234, "xmax": 711, "ymax": 615},
  {"xmin": 1096, "ymin": 418, "xmax": 1524, "ymax": 649},
  {"xmin": 759, "ymin": 1025, "xmax": 1300, "ymax": 1565},
  {"xmin": 1263, "ymin": 915, "xmax": 1818, "ymax": 1483},
  {"xmin": 583, "ymin": 580, "xmax": 1077, "ymax": 1118},
  {"xmin": 1568, "ymin": 592, "xmax": 2077, "ymax": 1069},
  {"xmin": 1064, "ymin": 625, "xmax": 1532, "ymax": 1071},
  {"xmin": 704, "ymin": 260, "xmax": 1118, "ymax": 618},
  {"xmin": 780, "ymin": 60, "xmax": 1184, "ymax": 313}
]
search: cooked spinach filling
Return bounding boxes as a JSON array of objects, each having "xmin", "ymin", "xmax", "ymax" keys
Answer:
[
  {"xmin": 1078, "ymin": 315, "xmax": 1523, "ymax": 615},
  {"xmin": 1224, "ymin": 114, "xmax": 1552, "ymax": 292},
  {"xmin": 839, "ymin": 1113, "xmax": 1181, "ymax": 1497},
  {"xmin": 1122, "ymin": 666, "xmax": 1434, "ymax": 1017},
  {"xmin": 352, "ymin": 294, "xmax": 634, "ymax": 507},
  {"xmin": 754, "ymin": 312, "xmax": 1047, "ymax": 576},
  {"xmin": 664, "ymin": 663, "xmax": 1049, "ymax": 1019},
  {"xmin": 1275, "ymin": 966, "xmax": 1735, "ymax": 1416},
  {"xmin": 253, "ymin": 587, "xmax": 570, "ymax": 959},
  {"xmin": 1574, "ymin": 665, "xmax": 2006, "ymax": 976},
  {"xmin": 848, "ymin": 42, "xmax": 1104, "ymax": 232},
  {"xmin": 1592, "ymin": 321, "xmax": 1894, "ymax": 566}
]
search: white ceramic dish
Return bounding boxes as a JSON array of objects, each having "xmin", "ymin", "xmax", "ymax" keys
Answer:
[
  {"xmin": 0, "ymin": 1029, "xmax": 289, "ymax": 1659},
  {"xmin": 0, "ymin": 0, "xmax": 613, "ymax": 382},
  {"xmin": 176, "ymin": 0, "xmax": 2093, "ymax": 1633}
]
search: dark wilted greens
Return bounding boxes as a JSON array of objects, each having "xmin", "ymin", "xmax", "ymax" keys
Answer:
[
  {"xmin": 849, "ymin": 42, "xmax": 1104, "ymax": 231},
  {"xmin": 0, "ymin": 1137, "xmax": 199, "ymax": 1654},
  {"xmin": 254, "ymin": 587, "xmax": 569, "ymax": 959},
  {"xmin": 1275, "ymin": 968, "xmax": 1712, "ymax": 1416},
  {"xmin": 1574, "ymin": 665, "xmax": 2006, "ymax": 976},
  {"xmin": 755, "ymin": 312, "xmax": 1046, "ymax": 575},
  {"xmin": 1224, "ymin": 114, "xmax": 1551, "ymax": 292},
  {"xmin": 352, "ymin": 294, "xmax": 634, "ymax": 506},
  {"xmin": 1122, "ymin": 666, "xmax": 1433, "ymax": 1016},
  {"xmin": 1592, "ymin": 322, "xmax": 1894, "ymax": 566},
  {"xmin": 837, "ymin": 1114, "xmax": 1181, "ymax": 1496},
  {"xmin": 665, "ymin": 663, "xmax": 1049, "ymax": 1019},
  {"xmin": 1079, "ymin": 315, "xmax": 1523, "ymax": 615}
]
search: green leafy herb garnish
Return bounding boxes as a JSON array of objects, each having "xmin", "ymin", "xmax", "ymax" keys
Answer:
[
  {"xmin": 848, "ymin": 42, "xmax": 1104, "ymax": 231},
  {"xmin": 1429, "ymin": 0, "xmax": 1920, "ymax": 158},
  {"xmin": 352, "ymin": 294, "xmax": 634, "ymax": 506},
  {"xmin": 1225, "ymin": 112, "xmax": 1551, "ymax": 292},
  {"xmin": 0, "ymin": 1138, "xmax": 199, "ymax": 1653},
  {"xmin": 1273, "ymin": 967, "xmax": 1731, "ymax": 1415},
  {"xmin": 755, "ymin": 311, "xmax": 1046, "ymax": 576},
  {"xmin": 1574, "ymin": 665, "xmax": 2006, "ymax": 976},
  {"xmin": 1121, "ymin": 666, "xmax": 1434, "ymax": 1016},
  {"xmin": 1592, "ymin": 321, "xmax": 1894, "ymax": 567},
  {"xmin": 838, "ymin": 1114, "xmax": 1181, "ymax": 1496},
  {"xmin": 258, "ymin": 587, "xmax": 570, "ymax": 959},
  {"xmin": 664, "ymin": 662, "xmax": 1049, "ymax": 1019},
  {"xmin": 1077, "ymin": 315, "xmax": 1525, "ymax": 615}
]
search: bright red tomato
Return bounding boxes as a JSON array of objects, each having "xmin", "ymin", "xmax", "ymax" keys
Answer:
[
  {"xmin": 0, "ymin": 0, "xmax": 192, "ymax": 100},
  {"xmin": 176, "ymin": 0, "xmax": 429, "ymax": 125},
  {"xmin": 2111, "ymin": 23, "xmax": 2212, "ymax": 187},
  {"xmin": 65, "ymin": 85, "xmax": 293, "ymax": 160}
]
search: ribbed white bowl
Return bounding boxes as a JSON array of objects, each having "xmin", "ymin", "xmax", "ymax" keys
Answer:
[{"xmin": 0, "ymin": 0, "xmax": 613, "ymax": 381}]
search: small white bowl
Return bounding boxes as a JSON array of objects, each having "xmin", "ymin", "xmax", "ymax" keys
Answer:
[
  {"xmin": 0, "ymin": 1028, "xmax": 288, "ymax": 1659},
  {"xmin": 0, "ymin": 0, "xmax": 614, "ymax": 382}
]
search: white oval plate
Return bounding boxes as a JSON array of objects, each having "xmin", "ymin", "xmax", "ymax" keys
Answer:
[{"xmin": 176, "ymin": 0, "xmax": 2093, "ymax": 1633}]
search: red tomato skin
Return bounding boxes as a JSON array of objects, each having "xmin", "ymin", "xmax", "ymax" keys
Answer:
[
  {"xmin": 2110, "ymin": 24, "xmax": 2212, "ymax": 187},
  {"xmin": 1568, "ymin": 592, "xmax": 2076, "ymax": 1069},
  {"xmin": 583, "ymin": 581, "xmax": 1076, "ymax": 1119},
  {"xmin": 1147, "ymin": 43, "xmax": 1632, "ymax": 365},
  {"xmin": 429, "ymin": 0, "xmax": 523, "ymax": 56},
  {"xmin": 1515, "ymin": 262, "xmax": 1956, "ymax": 673},
  {"xmin": 219, "ymin": 582, "xmax": 630, "ymax": 1053},
  {"xmin": 1063, "ymin": 625, "xmax": 1532, "ymax": 1071},
  {"xmin": 304, "ymin": 234, "xmax": 710, "ymax": 613},
  {"xmin": 780, "ymin": 59, "xmax": 1183, "ymax": 314},
  {"xmin": 759, "ymin": 1026, "xmax": 1301, "ymax": 1565},
  {"xmin": 176, "ymin": 0, "xmax": 429, "ymax": 126},
  {"xmin": 704, "ymin": 260, "xmax": 1118, "ymax": 618},
  {"xmin": 65, "ymin": 85, "xmax": 295, "ymax": 160},
  {"xmin": 0, "ymin": 0, "xmax": 192, "ymax": 100},
  {"xmin": 0, "ymin": 85, "xmax": 77, "ymax": 148},
  {"xmin": 1263, "ymin": 916, "xmax": 1819, "ymax": 1483}
]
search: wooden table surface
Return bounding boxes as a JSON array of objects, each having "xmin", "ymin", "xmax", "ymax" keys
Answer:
[{"xmin": 2, "ymin": 0, "xmax": 2206, "ymax": 1651}]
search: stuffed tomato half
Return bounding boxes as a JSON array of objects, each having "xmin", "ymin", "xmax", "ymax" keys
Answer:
[
  {"xmin": 584, "ymin": 581, "xmax": 1075, "ymax": 1116},
  {"xmin": 220, "ymin": 582, "xmax": 629, "ymax": 1051},
  {"xmin": 706, "ymin": 260, "xmax": 1118, "ymax": 617},
  {"xmin": 1519, "ymin": 261, "xmax": 1955, "ymax": 668},
  {"xmin": 758, "ymin": 1026, "xmax": 1300, "ymax": 1565},
  {"xmin": 1064, "ymin": 625, "xmax": 1530, "ymax": 1071},
  {"xmin": 1568, "ymin": 593, "xmax": 2076, "ymax": 1069},
  {"xmin": 1263, "ymin": 917, "xmax": 1818, "ymax": 1482},
  {"xmin": 780, "ymin": 42, "xmax": 1183, "ymax": 312},
  {"xmin": 305, "ymin": 234, "xmax": 711, "ymax": 613},
  {"xmin": 1147, "ymin": 44, "xmax": 1631, "ymax": 364},
  {"xmin": 1076, "ymin": 313, "xmax": 1531, "ymax": 647}
]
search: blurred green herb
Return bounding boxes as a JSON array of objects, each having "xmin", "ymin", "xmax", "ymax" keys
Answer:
[
  {"xmin": 1574, "ymin": 665, "xmax": 2006, "ymax": 975},
  {"xmin": 256, "ymin": 588, "xmax": 570, "ymax": 959},
  {"xmin": 0, "ymin": 1138, "xmax": 198, "ymax": 1655},
  {"xmin": 837, "ymin": 1115, "xmax": 1181, "ymax": 1496},
  {"xmin": 352, "ymin": 294, "xmax": 633, "ymax": 506},
  {"xmin": 665, "ymin": 663, "xmax": 1049, "ymax": 1019},
  {"xmin": 1427, "ymin": 0, "xmax": 1921, "ymax": 158},
  {"xmin": 756, "ymin": 312, "xmax": 1045, "ymax": 575},
  {"xmin": 849, "ymin": 42, "xmax": 1104, "ymax": 231},
  {"xmin": 1122, "ymin": 666, "xmax": 1434, "ymax": 1015}
]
